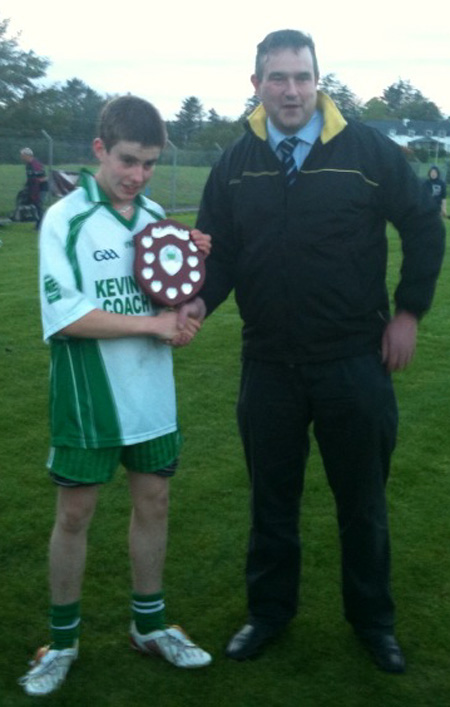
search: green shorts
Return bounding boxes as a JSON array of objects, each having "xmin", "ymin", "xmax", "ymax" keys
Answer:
[{"xmin": 47, "ymin": 430, "xmax": 182, "ymax": 487}]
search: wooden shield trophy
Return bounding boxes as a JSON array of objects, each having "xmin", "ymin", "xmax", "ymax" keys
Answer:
[{"xmin": 134, "ymin": 219, "xmax": 205, "ymax": 307}]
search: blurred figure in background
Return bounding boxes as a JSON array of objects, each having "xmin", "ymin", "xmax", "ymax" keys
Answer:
[
  {"xmin": 424, "ymin": 165, "xmax": 447, "ymax": 218},
  {"xmin": 20, "ymin": 147, "xmax": 49, "ymax": 228}
]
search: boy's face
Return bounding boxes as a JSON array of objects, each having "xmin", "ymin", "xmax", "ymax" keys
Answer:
[{"xmin": 93, "ymin": 139, "xmax": 161, "ymax": 205}]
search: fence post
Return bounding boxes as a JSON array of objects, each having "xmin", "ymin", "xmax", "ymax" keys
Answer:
[
  {"xmin": 41, "ymin": 130, "xmax": 53, "ymax": 173},
  {"xmin": 41, "ymin": 130, "xmax": 54, "ymax": 206},
  {"xmin": 166, "ymin": 140, "xmax": 178, "ymax": 212}
]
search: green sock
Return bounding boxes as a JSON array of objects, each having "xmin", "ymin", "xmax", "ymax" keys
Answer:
[
  {"xmin": 132, "ymin": 591, "xmax": 166, "ymax": 635},
  {"xmin": 50, "ymin": 601, "xmax": 81, "ymax": 649}
]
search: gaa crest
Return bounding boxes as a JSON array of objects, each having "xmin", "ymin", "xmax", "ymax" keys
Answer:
[{"xmin": 134, "ymin": 219, "xmax": 205, "ymax": 306}]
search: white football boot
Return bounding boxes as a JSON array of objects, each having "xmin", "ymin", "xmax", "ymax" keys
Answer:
[
  {"xmin": 18, "ymin": 642, "xmax": 78, "ymax": 696},
  {"xmin": 130, "ymin": 623, "xmax": 212, "ymax": 668}
]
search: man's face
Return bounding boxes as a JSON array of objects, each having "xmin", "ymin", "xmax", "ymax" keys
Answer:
[
  {"xmin": 430, "ymin": 169, "xmax": 438, "ymax": 180},
  {"xmin": 251, "ymin": 47, "xmax": 318, "ymax": 135},
  {"xmin": 93, "ymin": 139, "xmax": 161, "ymax": 205}
]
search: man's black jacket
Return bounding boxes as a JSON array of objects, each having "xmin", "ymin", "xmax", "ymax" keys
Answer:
[{"xmin": 197, "ymin": 93, "xmax": 445, "ymax": 363}]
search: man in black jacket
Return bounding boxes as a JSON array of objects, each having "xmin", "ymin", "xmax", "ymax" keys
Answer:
[{"xmin": 179, "ymin": 29, "xmax": 445, "ymax": 673}]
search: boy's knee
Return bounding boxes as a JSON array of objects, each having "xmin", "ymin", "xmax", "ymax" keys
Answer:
[
  {"xmin": 133, "ymin": 476, "xmax": 169, "ymax": 519},
  {"xmin": 56, "ymin": 490, "xmax": 97, "ymax": 534}
]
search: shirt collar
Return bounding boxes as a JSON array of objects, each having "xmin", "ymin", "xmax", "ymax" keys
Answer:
[
  {"xmin": 80, "ymin": 168, "xmax": 145, "ymax": 208},
  {"xmin": 267, "ymin": 110, "xmax": 324, "ymax": 152}
]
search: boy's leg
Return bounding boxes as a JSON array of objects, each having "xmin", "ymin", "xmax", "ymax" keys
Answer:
[
  {"xmin": 20, "ymin": 468, "xmax": 101, "ymax": 696},
  {"xmin": 127, "ymin": 469, "xmax": 211, "ymax": 668},
  {"xmin": 128, "ymin": 472, "xmax": 168, "ymax": 595},
  {"xmin": 50, "ymin": 484, "xmax": 100, "ymax": 604}
]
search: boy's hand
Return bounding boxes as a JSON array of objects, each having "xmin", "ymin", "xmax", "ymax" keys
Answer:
[
  {"xmin": 171, "ymin": 316, "xmax": 202, "ymax": 347},
  {"xmin": 153, "ymin": 309, "xmax": 201, "ymax": 347},
  {"xmin": 153, "ymin": 310, "xmax": 180, "ymax": 341},
  {"xmin": 191, "ymin": 229, "xmax": 211, "ymax": 257}
]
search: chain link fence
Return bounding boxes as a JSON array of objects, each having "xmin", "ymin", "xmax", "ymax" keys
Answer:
[
  {"xmin": 0, "ymin": 131, "xmax": 222, "ymax": 216},
  {"xmin": 1, "ymin": 131, "xmax": 448, "ymax": 219}
]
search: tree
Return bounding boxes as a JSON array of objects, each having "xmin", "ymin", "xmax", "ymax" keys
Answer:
[
  {"xmin": 382, "ymin": 79, "xmax": 442, "ymax": 121},
  {"xmin": 207, "ymin": 108, "xmax": 221, "ymax": 124},
  {"xmin": 0, "ymin": 17, "xmax": 50, "ymax": 107},
  {"xmin": 319, "ymin": 74, "xmax": 362, "ymax": 120},
  {"xmin": 172, "ymin": 96, "xmax": 205, "ymax": 147},
  {"xmin": 240, "ymin": 95, "xmax": 260, "ymax": 119},
  {"xmin": 45, "ymin": 78, "xmax": 106, "ymax": 138},
  {"xmin": 361, "ymin": 97, "xmax": 390, "ymax": 121},
  {"xmin": 0, "ymin": 79, "xmax": 106, "ymax": 140},
  {"xmin": 191, "ymin": 115, "xmax": 243, "ymax": 150},
  {"xmin": 383, "ymin": 79, "xmax": 413, "ymax": 114}
]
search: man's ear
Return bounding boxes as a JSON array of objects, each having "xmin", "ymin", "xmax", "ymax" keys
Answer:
[{"xmin": 250, "ymin": 74, "xmax": 260, "ymax": 96}]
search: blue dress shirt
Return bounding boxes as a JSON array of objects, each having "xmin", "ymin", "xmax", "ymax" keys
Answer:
[{"xmin": 267, "ymin": 110, "xmax": 324, "ymax": 170}]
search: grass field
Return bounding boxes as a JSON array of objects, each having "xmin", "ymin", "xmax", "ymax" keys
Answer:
[
  {"xmin": 0, "ymin": 212, "xmax": 450, "ymax": 706},
  {"xmin": 0, "ymin": 164, "xmax": 210, "ymax": 218}
]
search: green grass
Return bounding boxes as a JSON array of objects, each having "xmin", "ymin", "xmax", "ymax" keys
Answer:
[
  {"xmin": 0, "ymin": 216, "xmax": 450, "ymax": 706},
  {"xmin": 0, "ymin": 164, "xmax": 210, "ymax": 218}
]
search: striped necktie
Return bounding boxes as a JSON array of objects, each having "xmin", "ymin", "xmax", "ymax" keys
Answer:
[{"xmin": 279, "ymin": 136, "xmax": 300, "ymax": 187}]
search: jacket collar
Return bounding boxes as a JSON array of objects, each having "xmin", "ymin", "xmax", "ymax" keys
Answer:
[{"xmin": 247, "ymin": 91, "xmax": 347, "ymax": 144}]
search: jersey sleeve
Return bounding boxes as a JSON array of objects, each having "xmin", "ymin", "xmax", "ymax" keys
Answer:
[{"xmin": 39, "ymin": 206, "xmax": 96, "ymax": 341}]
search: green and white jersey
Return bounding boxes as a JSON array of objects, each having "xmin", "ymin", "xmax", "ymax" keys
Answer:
[{"xmin": 40, "ymin": 169, "xmax": 178, "ymax": 449}]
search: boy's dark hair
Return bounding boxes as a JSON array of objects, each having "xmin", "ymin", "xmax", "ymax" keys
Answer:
[
  {"xmin": 428, "ymin": 165, "xmax": 440, "ymax": 179},
  {"xmin": 98, "ymin": 95, "xmax": 167, "ymax": 151},
  {"xmin": 255, "ymin": 29, "xmax": 319, "ymax": 81}
]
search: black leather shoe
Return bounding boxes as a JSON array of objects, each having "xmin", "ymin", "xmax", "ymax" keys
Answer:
[
  {"xmin": 357, "ymin": 631, "xmax": 406, "ymax": 673},
  {"xmin": 225, "ymin": 623, "xmax": 282, "ymax": 661}
]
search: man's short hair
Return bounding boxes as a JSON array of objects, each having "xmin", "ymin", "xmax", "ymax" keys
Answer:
[
  {"xmin": 255, "ymin": 29, "xmax": 319, "ymax": 82},
  {"xmin": 98, "ymin": 95, "xmax": 167, "ymax": 151},
  {"xmin": 20, "ymin": 147, "xmax": 34, "ymax": 156}
]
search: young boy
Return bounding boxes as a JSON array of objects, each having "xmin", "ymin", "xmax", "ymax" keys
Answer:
[
  {"xmin": 19, "ymin": 95, "xmax": 212, "ymax": 697},
  {"xmin": 424, "ymin": 165, "xmax": 447, "ymax": 218}
]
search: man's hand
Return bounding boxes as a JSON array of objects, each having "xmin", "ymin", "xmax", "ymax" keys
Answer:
[
  {"xmin": 176, "ymin": 297, "xmax": 207, "ymax": 332},
  {"xmin": 381, "ymin": 311, "xmax": 418, "ymax": 373},
  {"xmin": 191, "ymin": 229, "xmax": 211, "ymax": 257},
  {"xmin": 154, "ymin": 309, "xmax": 201, "ymax": 347}
]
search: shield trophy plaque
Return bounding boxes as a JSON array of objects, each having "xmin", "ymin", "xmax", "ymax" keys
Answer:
[{"xmin": 134, "ymin": 219, "xmax": 205, "ymax": 307}]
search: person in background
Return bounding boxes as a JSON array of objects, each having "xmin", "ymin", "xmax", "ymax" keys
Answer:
[
  {"xmin": 19, "ymin": 95, "xmax": 212, "ymax": 698},
  {"xmin": 179, "ymin": 29, "xmax": 445, "ymax": 674},
  {"xmin": 20, "ymin": 147, "xmax": 49, "ymax": 228},
  {"xmin": 424, "ymin": 165, "xmax": 447, "ymax": 218}
]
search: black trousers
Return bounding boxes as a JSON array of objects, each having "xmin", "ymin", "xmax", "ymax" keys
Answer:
[
  {"xmin": 237, "ymin": 354, "xmax": 398, "ymax": 632},
  {"xmin": 33, "ymin": 191, "xmax": 46, "ymax": 228}
]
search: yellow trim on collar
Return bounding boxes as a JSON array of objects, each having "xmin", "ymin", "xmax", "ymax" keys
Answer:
[
  {"xmin": 317, "ymin": 92, "xmax": 347, "ymax": 143},
  {"xmin": 248, "ymin": 103, "xmax": 269, "ymax": 140},
  {"xmin": 247, "ymin": 91, "xmax": 347, "ymax": 144}
]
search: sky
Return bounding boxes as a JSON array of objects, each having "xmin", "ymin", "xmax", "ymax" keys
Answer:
[{"xmin": 3, "ymin": 0, "xmax": 450, "ymax": 119}]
